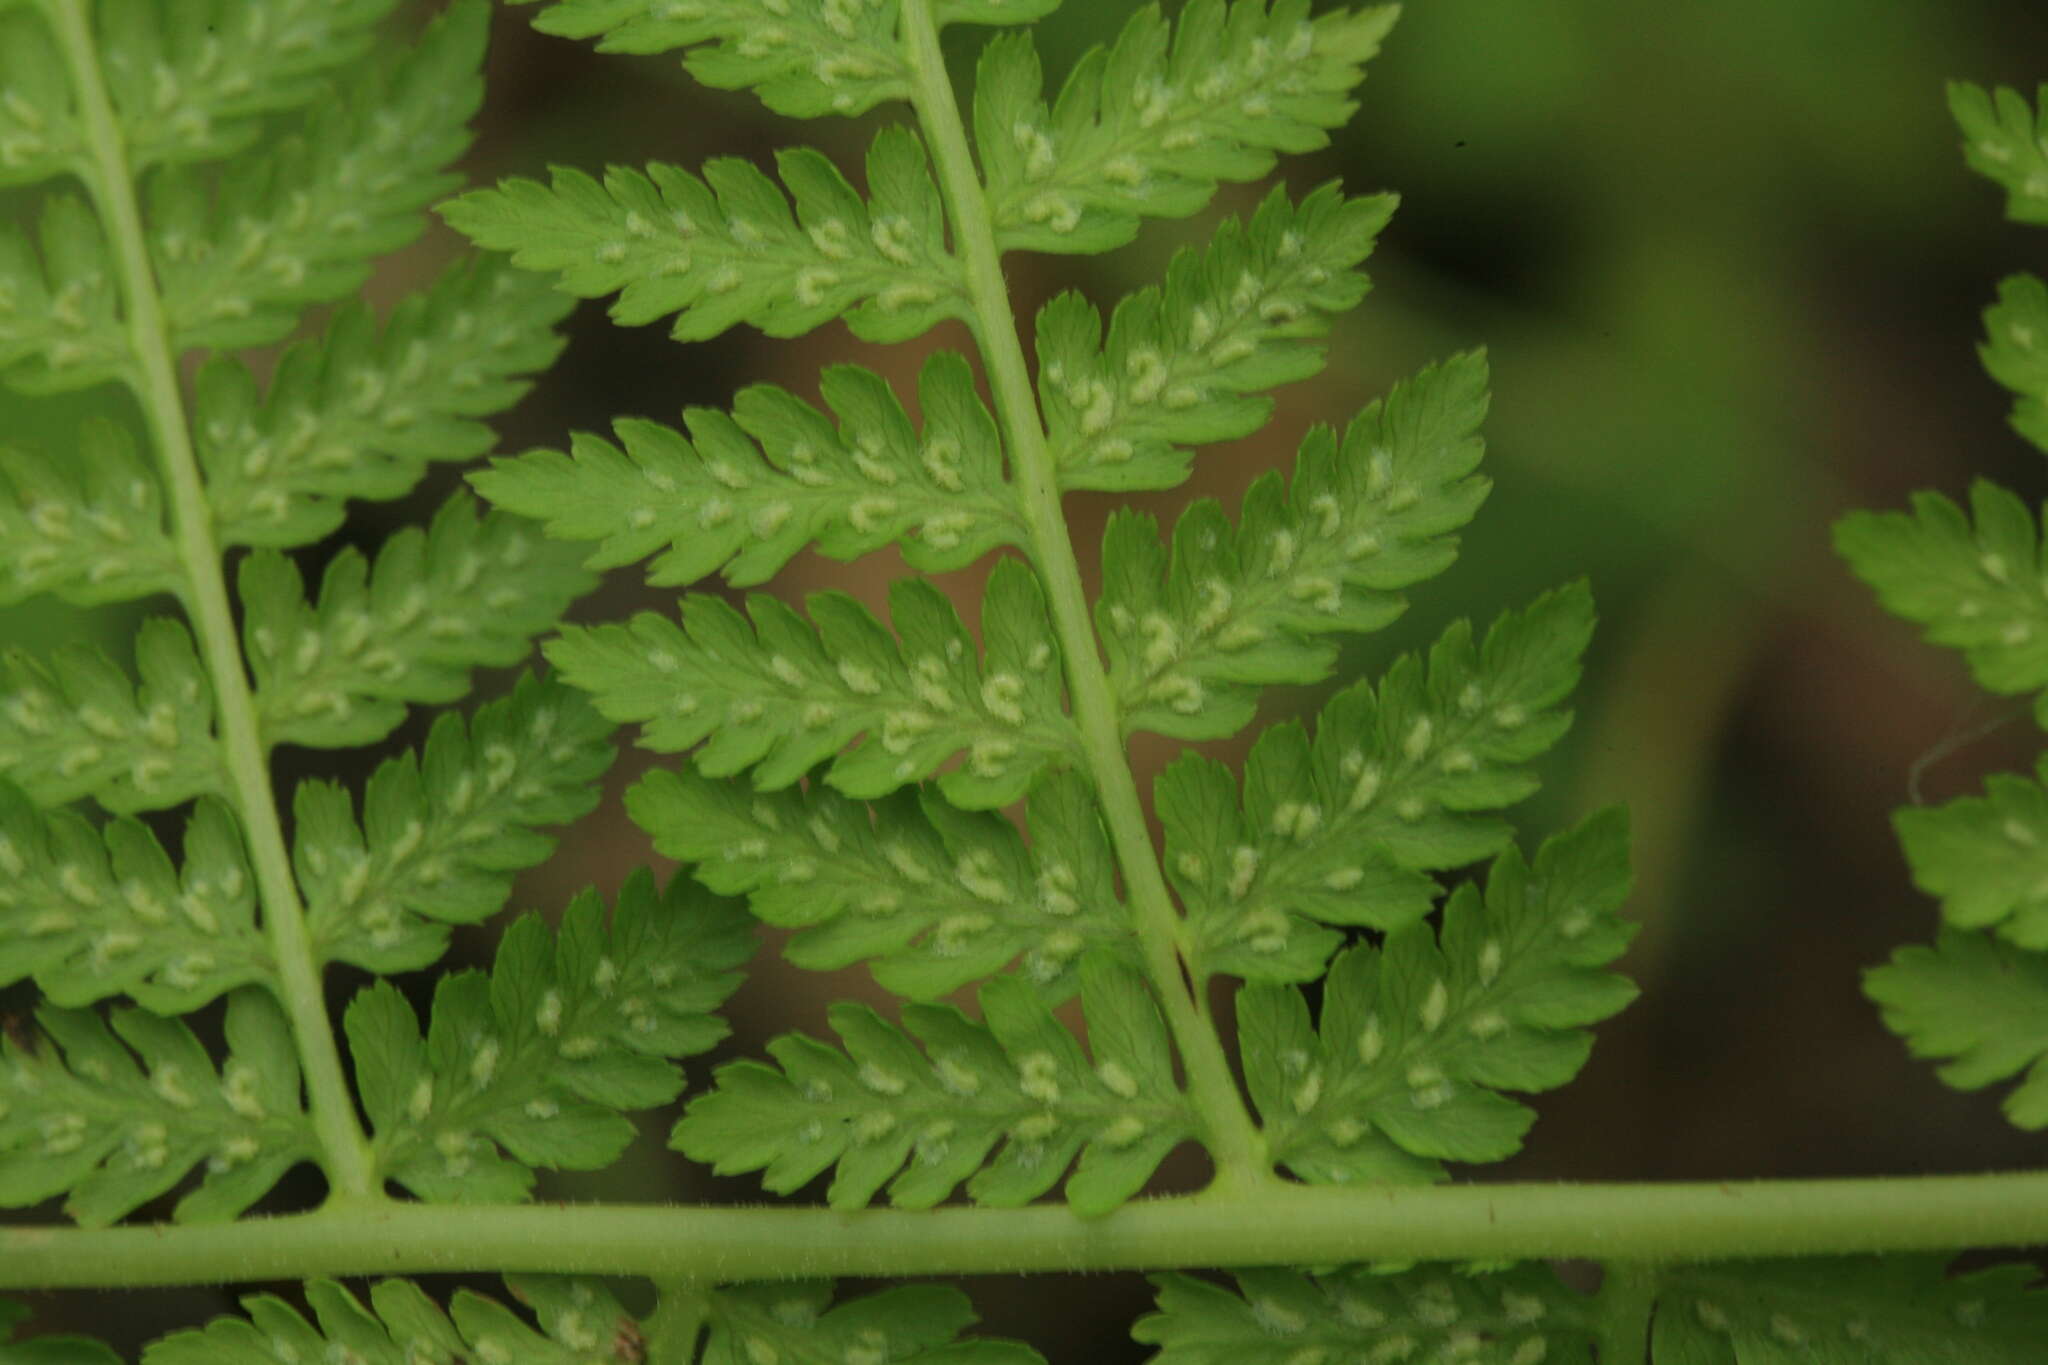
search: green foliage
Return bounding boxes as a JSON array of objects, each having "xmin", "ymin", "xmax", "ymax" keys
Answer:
[
  {"xmin": 1138, "ymin": 1263, "xmax": 1593, "ymax": 1364},
  {"xmin": 1835, "ymin": 482, "xmax": 2048, "ymax": 712},
  {"xmin": 1161, "ymin": 585, "xmax": 1593, "ymax": 982},
  {"xmin": 674, "ymin": 954, "xmax": 1189, "ymax": 1215},
  {"xmin": 241, "ymin": 495, "xmax": 594, "ymax": 749},
  {"xmin": 1100, "ymin": 352, "xmax": 1492, "ymax": 739},
  {"xmin": 1241, "ymin": 812, "xmax": 1633, "ymax": 1180},
  {"xmin": 441, "ymin": 129, "xmax": 963, "ymax": 343},
  {"xmin": 0, "ymin": 990, "xmax": 313, "ymax": 1226},
  {"xmin": 346, "ymin": 869, "xmax": 750, "ymax": 1201},
  {"xmin": 192, "ymin": 260, "xmax": 574, "ymax": 548},
  {"xmin": 474, "ymin": 351, "xmax": 1020, "ymax": 587},
  {"xmin": 1951, "ymin": 82, "xmax": 2048, "ymax": 228},
  {"xmin": 1841, "ymin": 71, "xmax": 2048, "ymax": 1170},
  {"xmin": 0, "ymin": 617, "xmax": 221, "ymax": 813},
  {"xmin": 1651, "ymin": 1259, "xmax": 2048, "ymax": 1364},
  {"xmin": 1039, "ymin": 184, "xmax": 1393, "ymax": 492},
  {"xmin": 973, "ymin": 0, "xmax": 1397, "ymax": 252},
  {"xmin": 627, "ymin": 766, "xmax": 1128, "ymax": 999},
  {"xmin": 292, "ymin": 673, "xmax": 615, "ymax": 973},
  {"xmin": 0, "ymin": 784, "xmax": 263, "ymax": 1011},
  {"xmin": 1866, "ymin": 931, "xmax": 2048, "ymax": 1130},
  {"xmin": 149, "ymin": 0, "xmax": 490, "ymax": 352},
  {"xmin": 550, "ymin": 558, "xmax": 1077, "ymax": 808},
  {"xmin": 9, "ymin": 0, "xmax": 2040, "ymax": 1360}
]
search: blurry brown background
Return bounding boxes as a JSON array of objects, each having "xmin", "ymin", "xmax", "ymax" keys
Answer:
[{"xmin": 7, "ymin": 0, "xmax": 2048, "ymax": 1357}]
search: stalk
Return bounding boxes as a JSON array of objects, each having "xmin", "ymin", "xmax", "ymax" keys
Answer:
[
  {"xmin": 895, "ymin": 0, "xmax": 1273, "ymax": 1189},
  {"xmin": 48, "ymin": 0, "xmax": 380, "ymax": 1200},
  {"xmin": 9, "ymin": 1173, "xmax": 2048, "ymax": 1287}
]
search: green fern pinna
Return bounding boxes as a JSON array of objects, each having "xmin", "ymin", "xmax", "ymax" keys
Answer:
[{"xmin": 0, "ymin": 0, "xmax": 2044, "ymax": 1359}]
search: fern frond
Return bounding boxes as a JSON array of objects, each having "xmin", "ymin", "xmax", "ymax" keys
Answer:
[
  {"xmin": 294, "ymin": 674, "xmax": 614, "ymax": 974},
  {"xmin": 695, "ymin": 1281, "xmax": 1044, "ymax": 1365},
  {"xmin": 193, "ymin": 259, "xmax": 573, "ymax": 549},
  {"xmin": 1980, "ymin": 274, "xmax": 2048, "ymax": 456},
  {"xmin": 550, "ymin": 558, "xmax": 1077, "ymax": 808},
  {"xmin": 150, "ymin": 0, "xmax": 489, "ymax": 352},
  {"xmin": 0, "ymin": 618, "xmax": 221, "ymax": 813},
  {"xmin": 0, "ymin": 13, "xmax": 76, "ymax": 191},
  {"xmin": 1239, "ymin": 811, "xmax": 1633, "ymax": 1180},
  {"xmin": 146, "ymin": 1276, "xmax": 650, "ymax": 1365},
  {"xmin": 0, "ymin": 990, "xmax": 313, "ymax": 1226},
  {"xmin": 0, "ymin": 420, "xmax": 177, "ymax": 607},
  {"xmin": 345, "ymin": 869, "xmax": 749, "ymax": 1201},
  {"xmin": 1161, "ymin": 586, "xmax": 1593, "ymax": 982},
  {"xmin": 442, "ymin": 128, "xmax": 962, "ymax": 343},
  {"xmin": 98, "ymin": 0, "xmax": 398, "ymax": 172},
  {"xmin": 1866, "ymin": 930, "xmax": 2048, "ymax": 1130},
  {"xmin": 627, "ymin": 767, "xmax": 1129, "ymax": 999},
  {"xmin": 1137, "ymin": 1264, "xmax": 1592, "ymax": 1365},
  {"xmin": 1039, "ymin": 184, "xmax": 1392, "ymax": 492},
  {"xmin": 1653, "ymin": 1258, "xmax": 2048, "ymax": 1363},
  {"xmin": 2, "ymin": 1293, "xmax": 116, "ymax": 1364},
  {"xmin": 240, "ymin": 495, "xmax": 595, "ymax": 750},
  {"xmin": 0, "ymin": 784, "xmax": 263, "ymax": 1012},
  {"xmin": 513, "ymin": 0, "xmax": 911, "ymax": 119},
  {"xmin": 974, "ymin": 0, "xmax": 1396, "ymax": 253},
  {"xmin": 1889, "ymin": 754, "xmax": 2048, "ymax": 947},
  {"xmin": 674, "ymin": 955, "xmax": 1190, "ymax": 1215},
  {"xmin": 1952, "ymin": 82, "xmax": 2048, "ymax": 227},
  {"xmin": 0, "ymin": 195, "xmax": 126, "ymax": 394},
  {"xmin": 1102, "ymin": 353, "xmax": 1492, "ymax": 739},
  {"xmin": 1834, "ymin": 481, "xmax": 2048, "ymax": 711},
  {"xmin": 475, "ymin": 352, "xmax": 1018, "ymax": 588}
]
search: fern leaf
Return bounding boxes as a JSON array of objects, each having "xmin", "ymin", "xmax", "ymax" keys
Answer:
[
  {"xmin": 1102, "ymin": 353, "xmax": 1492, "ymax": 739},
  {"xmin": 443, "ymin": 128, "xmax": 961, "ymax": 343},
  {"xmin": 0, "ymin": 618, "xmax": 222, "ymax": 813},
  {"xmin": 974, "ymin": 0, "xmax": 1396, "ymax": 253},
  {"xmin": 1161, "ymin": 586, "xmax": 1594, "ymax": 982},
  {"xmin": 1239, "ymin": 811, "xmax": 1633, "ymax": 1181},
  {"xmin": 1866, "ymin": 930, "xmax": 2048, "ymax": 1130},
  {"xmin": 193, "ymin": 260, "xmax": 573, "ymax": 548},
  {"xmin": 345, "ymin": 870, "xmax": 750, "ymax": 1202},
  {"xmin": 0, "ymin": 195, "xmax": 126, "ymax": 394},
  {"xmin": 0, "ymin": 420, "xmax": 177, "ymax": 607},
  {"xmin": 241, "ymin": 495, "xmax": 595, "ymax": 750},
  {"xmin": 1980, "ymin": 274, "xmax": 2048, "ymax": 457},
  {"xmin": 1040, "ymin": 184, "xmax": 1392, "ymax": 492},
  {"xmin": 474, "ymin": 352, "xmax": 1020, "ymax": 587},
  {"xmin": 698, "ymin": 1281, "xmax": 1043, "ymax": 1365},
  {"xmin": 295, "ymin": 674, "xmax": 615, "ymax": 975},
  {"xmin": 150, "ymin": 1, "xmax": 488, "ymax": 351},
  {"xmin": 0, "ymin": 13, "xmax": 77, "ymax": 191},
  {"xmin": 0, "ymin": 990, "xmax": 313, "ymax": 1226},
  {"xmin": 98, "ymin": 0, "xmax": 398, "ymax": 172},
  {"xmin": 627, "ymin": 767, "xmax": 1129, "ymax": 999},
  {"xmin": 145, "ymin": 1276, "xmax": 667, "ymax": 1365},
  {"xmin": 1890, "ymin": 754, "xmax": 2048, "ymax": 947},
  {"xmin": 1654, "ymin": 1257, "xmax": 2048, "ymax": 1363},
  {"xmin": 1835, "ymin": 482, "xmax": 2048, "ymax": 710},
  {"xmin": 0, "ymin": 784, "xmax": 263, "ymax": 1012},
  {"xmin": 1136, "ymin": 1264, "xmax": 1592, "ymax": 1365},
  {"xmin": 513, "ymin": 0, "xmax": 911, "ymax": 119},
  {"xmin": 674, "ymin": 955, "xmax": 1191, "ymax": 1215},
  {"xmin": 549, "ymin": 558, "xmax": 1077, "ymax": 809},
  {"xmin": 1952, "ymin": 82, "xmax": 2048, "ymax": 227}
]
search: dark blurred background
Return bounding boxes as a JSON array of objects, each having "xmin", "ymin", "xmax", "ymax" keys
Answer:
[{"xmin": 8, "ymin": 0, "xmax": 2048, "ymax": 1357}]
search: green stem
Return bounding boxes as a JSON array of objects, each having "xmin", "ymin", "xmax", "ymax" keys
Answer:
[
  {"xmin": 48, "ymin": 0, "xmax": 379, "ymax": 1201},
  {"xmin": 8, "ymin": 1172, "xmax": 2048, "ymax": 1287},
  {"xmin": 896, "ymin": 0, "xmax": 1270, "ymax": 1189},
  {"xmin": 1594, "ymin": 1262, "xmax": 1658, "ymax": 1363}
]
